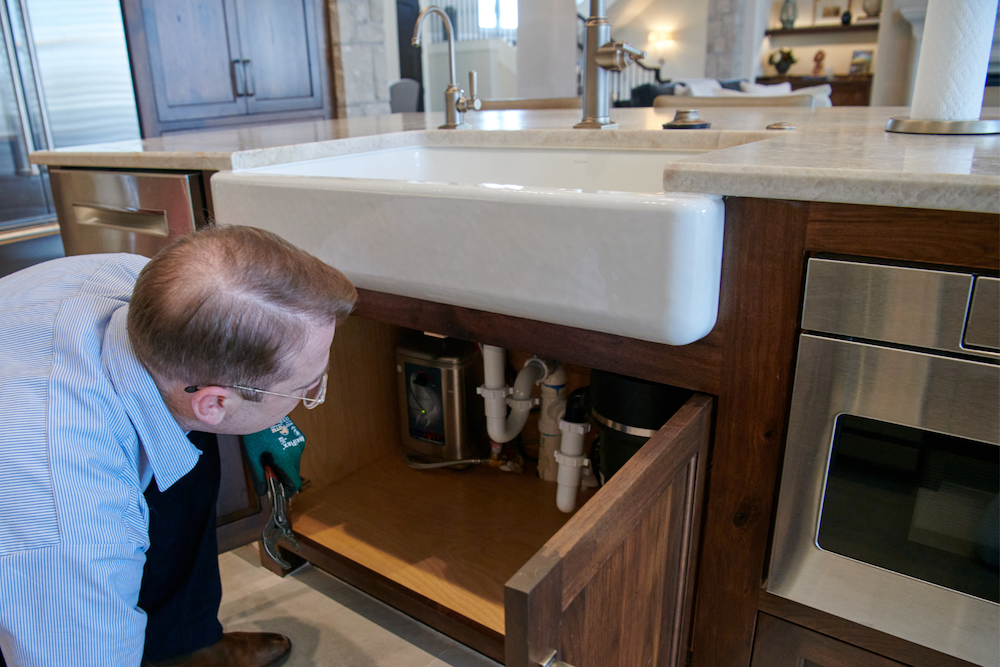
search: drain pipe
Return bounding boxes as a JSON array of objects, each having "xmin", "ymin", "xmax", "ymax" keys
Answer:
[
  {"xmin": 556, "ymin": 387, "xmax": 592, "ymax": 513},
  {"xmin": 537, "ymin": 362, "xmax": 567, "ymax": 481},
  {"xmin": 477, "ymin": 345, "xmax": 549, "ymax": 443}
]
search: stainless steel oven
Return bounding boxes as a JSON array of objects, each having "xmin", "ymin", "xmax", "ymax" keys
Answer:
[{"xmin": 768, "ymin": 257, "xmax": 999, "ymax": 667}]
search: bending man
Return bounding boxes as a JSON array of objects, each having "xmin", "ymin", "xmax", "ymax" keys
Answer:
[{"xmin": 0, "ymin": 225, "xmax": 357, "ymax": 666}]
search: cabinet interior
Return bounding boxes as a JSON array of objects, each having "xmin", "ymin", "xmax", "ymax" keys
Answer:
[{"xmin": 286, "ymin": 316, "xmax": 598, "ymax": 637}]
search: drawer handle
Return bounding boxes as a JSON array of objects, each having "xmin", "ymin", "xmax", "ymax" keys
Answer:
[
  {"xmin": 242, "ymin": 59, "xmax": 255, "ymax": 96},
  {"xmin": 72, "ymin": 203, "xmax": 170, "ymax": 237},
  {"xmin": 232, "ymin": 59, "xmax": 245, "ymax": 96},
  {"xmin": 539, "ymin": 650, "xmax": 575, "ymax": 667}
]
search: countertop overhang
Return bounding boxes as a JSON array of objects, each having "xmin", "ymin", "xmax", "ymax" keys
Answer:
[{"xmin": 30, "ymin": 106, "xmax": 1000, "ymax": 213}]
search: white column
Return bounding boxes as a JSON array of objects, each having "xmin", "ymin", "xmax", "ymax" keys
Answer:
[
  {"xmin": 516, "ymin": 0, "xmax": 578, "ymax": 98},
  {"xmin": 870, "ymin": 0, "xmax": 919, "ymax": 106}
]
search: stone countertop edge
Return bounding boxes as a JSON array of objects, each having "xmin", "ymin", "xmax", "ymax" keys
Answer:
[
  {"xmin": 26, "ymin": 107, "xmax": 1000, "ymax": 214},
  {"xmin": 662, "ymin": 162, "xmax": 1000, "ymax": 214}
]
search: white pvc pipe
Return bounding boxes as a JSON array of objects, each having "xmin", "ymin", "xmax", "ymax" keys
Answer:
[
  {"xmin": 537, "ymin": 363, "xmax": 566, "ymax": 482},
  {"xmin": 482, "ymin": 344, "xmax": 506, "ymax": 391},
  {"xmin": 556, "ymin": 419, "xmax": 590, "ymax": 513},
  {"xmin": 478, "ymin": 345, "xmax": 547, "ymax": 444}
]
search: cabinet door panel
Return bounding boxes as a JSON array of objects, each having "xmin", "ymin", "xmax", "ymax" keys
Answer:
[
  {"xmin": 142, "ymin": 0, "xmax": 247, "ymax": 121},
  {"xmin": 235, "ymin": 0, "xmax": 324, "ymax": 114},
  {"xmin": 505, "ymin": 393, "xmax": 712, "ymax": 667}
]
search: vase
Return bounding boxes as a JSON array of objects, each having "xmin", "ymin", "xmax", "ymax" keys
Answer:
[
  {"xmin": 862, "ymin": 0, "xmax": 882, "ymax": 17},
  {"xmin": 779, "ymin": 0, "xmax": 797, "ymax": 29},
  {"xmin": 775, "ymin": 61, "xmax": 792, "ymax": 75}
]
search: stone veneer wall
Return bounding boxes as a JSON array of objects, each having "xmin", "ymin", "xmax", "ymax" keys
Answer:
[
  {"xmin": 704, "ymin": 0, "xmax": 771, "ymax": 82},
  {"xmin": 327, "ymin": 0, "xmax": 392, "ymax": 117},
  {"xmin": 704, "ymin": 0, "xmax": 745, "ymax": 80}
]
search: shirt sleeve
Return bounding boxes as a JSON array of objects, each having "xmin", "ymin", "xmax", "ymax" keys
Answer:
[{"xmin": 0, "ymin": 543, "xmax": 146, "ymax": 667}]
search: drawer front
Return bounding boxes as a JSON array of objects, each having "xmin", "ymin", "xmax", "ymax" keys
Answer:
[
  {"xmin": 50, "ymin": 168, "xmax": 206, "ymax": 258},
  {"xmin": 751, "ymin": 614, "xmax": 908, "ymax": 667}
]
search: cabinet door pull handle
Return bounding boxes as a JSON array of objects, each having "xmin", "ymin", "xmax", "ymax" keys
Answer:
[
  {"xmin": 538, "ymin": 650, "xmax": 575, "ymax": 667},
  {"xmin": 242, "ymin": 59, "xmax": 255, "ymax": 96},
  {"xmin": 232, "ymin": 59, "xmax": 246, "ymax": 96}
]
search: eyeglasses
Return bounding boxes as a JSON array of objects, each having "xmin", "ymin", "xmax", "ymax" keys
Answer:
[{"xmin": 184, "ymin": 372, "xmax": 328, "ymax": 410}]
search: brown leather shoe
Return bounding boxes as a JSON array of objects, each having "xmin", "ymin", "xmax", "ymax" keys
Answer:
[{"xmin": 142, "ymin": 632, "xmax": 292, "ymax": 667}]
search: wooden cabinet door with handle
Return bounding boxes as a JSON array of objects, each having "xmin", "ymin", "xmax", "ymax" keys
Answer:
[
  {"xmin": 233, "ymin": 0, "xmax": 325, "ymax": 116},
  {"xmin": 133, "ymin": 0, "xmax": 248, "ymax": 124},
  {"xmin": 505, "ymin": 393, "xmax": 712, "ymax": 667}
]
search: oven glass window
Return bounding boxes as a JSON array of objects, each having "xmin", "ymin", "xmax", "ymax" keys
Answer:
[{"xmin": 818, "ymin": 414, "xmax": 999, "ymax": 603}]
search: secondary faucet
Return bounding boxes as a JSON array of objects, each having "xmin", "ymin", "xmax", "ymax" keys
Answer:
[
  {"xmin": 412, "ymin": 6, "xmax": 481, "ymax": 129},
  {"xmin": 575, "ymin": 0, "xmax": 646, "ymax": 129}
]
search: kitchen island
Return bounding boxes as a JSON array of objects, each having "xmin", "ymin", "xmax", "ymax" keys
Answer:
[{"xmin": 31, "ymin": 107, "xmax": 1000, "ymax": 667}]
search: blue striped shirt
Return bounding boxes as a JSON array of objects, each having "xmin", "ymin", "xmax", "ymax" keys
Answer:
[{"xmin": 0, "ymin": 254, "xmax": 201, "ymax": 666}]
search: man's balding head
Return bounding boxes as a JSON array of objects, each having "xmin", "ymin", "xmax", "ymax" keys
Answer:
[{"xmin": 127, "ymin": 226, "xmax": 357, "ymax": 397}]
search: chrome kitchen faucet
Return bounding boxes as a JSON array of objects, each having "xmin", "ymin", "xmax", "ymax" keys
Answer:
[
  {"xmin": 576, "ymin": 0, "xmax": 646, "ymax": 129},
  {"xmin": 412, "ymin": 6, "xmax": 481, "ymax": 129}
]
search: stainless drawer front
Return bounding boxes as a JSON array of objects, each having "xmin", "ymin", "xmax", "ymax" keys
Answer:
[
  {"xmin": 801, "ymin": 258, "xmax": 997, "ymax": 360},
  {"xmin": 50, "ymin": 168, "xmax": 205, "ymax": 257}
]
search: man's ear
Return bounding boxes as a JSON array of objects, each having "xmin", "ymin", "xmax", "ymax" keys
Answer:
[{"xmin": 189, "ymin": 386, "xmax": 236, "ymax": 426}]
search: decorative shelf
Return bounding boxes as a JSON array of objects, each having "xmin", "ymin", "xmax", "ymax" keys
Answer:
[{"xmin": 766, "ymin": 22, "xmax": 879, "ymax": 37}]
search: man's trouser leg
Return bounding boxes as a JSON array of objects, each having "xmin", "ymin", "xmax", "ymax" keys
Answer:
[{"xmin": 139, "ymin": 431, "xmax": 224, "ymax": 662}]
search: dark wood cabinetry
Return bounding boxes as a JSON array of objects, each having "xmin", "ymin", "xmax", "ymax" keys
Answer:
[
  {"xmin": 276, "ymin": 199, "xmax": 997, "ymax": 667},
  {"xmin": 751, "ymin": 614, "xmax": 909, "ymax": 667},
  {"xmin": 689, "ymin": 200, "xmax": 998, "ymax": 667},
  {"xmin": 756, "ymin": 75, "xmax": 873, "ymax": 105},
  {"xmin": 121, "ymin": 0, "xmax": 330, "ymax": 136}
]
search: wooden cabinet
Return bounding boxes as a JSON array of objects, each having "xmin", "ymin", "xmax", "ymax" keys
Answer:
[
  {"xmin": 121, "ymin": 0, "xmax": 329, "ymax": 136},
  {"xmin": 756, "ymin": 75, "xmax": 873, "ymax": 105},
  {"xmin": 271, "ymin": 200, "xmax": 995, "ymax": 667},
  {"xmin": 689, "ymin": 200, "xmax": 998, "ymax": 667},
  {"xmin": 272, "ymin": 316, "xmax": 712, "ymax": 666},
  {"xmin": 751, "ymin": 614, "xmax": 908, "ymax": 667}
]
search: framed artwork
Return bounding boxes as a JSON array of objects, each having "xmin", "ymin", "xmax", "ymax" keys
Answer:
[
  {"xmin": 849, "ymin": 49, "xmax": 874, "ymax": 74},
  {"xmin": 814, "ymin": 0, "xmax": 846, "ymax": 25}
]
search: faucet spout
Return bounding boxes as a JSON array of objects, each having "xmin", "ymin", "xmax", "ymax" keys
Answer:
[
  {"xmin": 575, "ymin": 0, "xmax": 646, "ymax": 129},
  {"xmin": 412, "ymin": 7, "xmax": 457, "ymax": 91},
  {"xmin": 412, "ymin": 6, "xmax": 466, "ymax": 129}
]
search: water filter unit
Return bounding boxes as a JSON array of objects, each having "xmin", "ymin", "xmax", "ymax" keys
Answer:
[{"xmin": 396, "ymin": 333, "xmax": 486, "ymax": 461}]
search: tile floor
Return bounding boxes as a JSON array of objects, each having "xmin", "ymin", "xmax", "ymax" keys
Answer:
[{"xmin": 219, "ymin": 545, "xmax": 502, "ymax": 667}]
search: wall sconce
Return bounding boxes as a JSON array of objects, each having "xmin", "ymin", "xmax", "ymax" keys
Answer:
[
  {"xmin": 647, "ymin": 30, "xmax": 675, "ymax": 65},
  {"xmin": 648, "ymin": 30, "xmax": 675, "ymax": 45}
]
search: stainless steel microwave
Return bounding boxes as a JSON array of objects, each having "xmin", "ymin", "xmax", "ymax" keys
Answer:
[{"xmin": 768, "ymin": 257, "xmax": 999, "ymax": 667}]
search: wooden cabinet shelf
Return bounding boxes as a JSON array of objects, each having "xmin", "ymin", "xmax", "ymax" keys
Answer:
[
  {"xmin": 291, "ymin": 454, "xmax": 589, "ymax": 639},
  {"xmin": 766, "ymin": 22, "xmax": 879, "ymax": 37}
]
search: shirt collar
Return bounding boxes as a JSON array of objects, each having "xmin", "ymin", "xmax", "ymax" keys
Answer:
[{"xmin": 103, "ymin": 306, "xmax": 201, "ymax": 492}]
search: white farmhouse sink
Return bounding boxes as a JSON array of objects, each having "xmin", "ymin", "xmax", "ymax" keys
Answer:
[
  {"xmin": 210, "ymin": 136, "xmax": 726, "ymax": 346},
  {"xmin": 255, "ymin": 145, "xmax": 703, "ymax": 194}
]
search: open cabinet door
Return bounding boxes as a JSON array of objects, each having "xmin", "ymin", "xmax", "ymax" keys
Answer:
[{"xmin": 505, "ymin": 393, "xmax": 712, "ymax": 667}]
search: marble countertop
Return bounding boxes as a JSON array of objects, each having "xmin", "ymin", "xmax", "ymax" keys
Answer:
[{"xmin": 30, "ymin": 106, "xmax": 1000, "ymax": 213}]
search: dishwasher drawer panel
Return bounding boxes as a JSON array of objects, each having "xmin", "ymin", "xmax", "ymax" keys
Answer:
[{"xmin": 50, "ymin": 168, "xmax": 206, "ymax": 257}]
